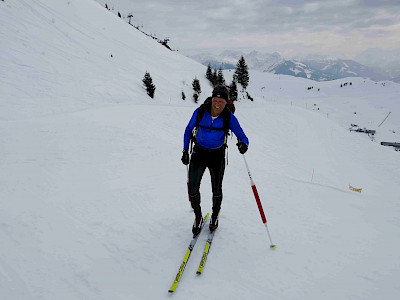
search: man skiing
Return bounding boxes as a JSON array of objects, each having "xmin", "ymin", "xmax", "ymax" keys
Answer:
[{"xmin": 181, "ymin": 85, "xmax": 249, "ymax": 237}]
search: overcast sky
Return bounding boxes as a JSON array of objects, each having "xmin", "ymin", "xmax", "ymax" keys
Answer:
[{"xmin": 99, "ymin": 0, "xmax": 400, "ymax": 60}]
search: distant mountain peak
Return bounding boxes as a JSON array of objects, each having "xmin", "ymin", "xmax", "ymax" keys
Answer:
[{"xmin": 188, "ymin": 50, "xmax": 392, "ymax": 82}]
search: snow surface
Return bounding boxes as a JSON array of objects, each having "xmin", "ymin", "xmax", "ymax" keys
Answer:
[{"xmin": 1, "ymin": 1, "xmax": 400, "ymax": 299}]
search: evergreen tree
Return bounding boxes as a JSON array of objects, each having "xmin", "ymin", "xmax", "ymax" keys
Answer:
[
  {"xmin": 212, "ymin": 69, "xmax": 218, "ymax": 86},
  {"xmin": 216, "ymin": 67, "xmax": 225, "ymax": 86},
  {"xmin": 193, "ymin": 93, "xmax": 199, "ymax": 103},
  {"xmin": 229, "ymin": 80, "xmax": 238, "ymax": 101},
  {"xmin": 206, "ymin": 64, "xmax": 213, "ymax": 84},
  {"xmin": 192, "ymin": 78, "xmax": 201, "ymax": 103},
  {"xmin": 234, "ymin": 56, "xmax": 249, "ymax": 89},
  {"xmin": 192, "ymin": 78, "xmax": 201, "ymax": 94},
  {"xmin": 181, "ymin": 90, "xmax": 186, "ymax": 100},
  {"xmin": 142, "ymin": 71, "xmax": 156, "ymax": 98}
]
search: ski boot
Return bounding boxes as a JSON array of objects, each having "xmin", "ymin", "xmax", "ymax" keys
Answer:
[
  {"xmin": 192, "ymin": 215, "xmax": 204, "ymax": 237},
  {"xmin": 209, "ymin": 213, "xmax": 219, "ymax": 232}
]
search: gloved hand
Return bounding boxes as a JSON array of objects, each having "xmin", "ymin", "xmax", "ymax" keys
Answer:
[
  {"xmin": 181, "ymin": 150, "xmax": 190, "ymax": 165},
  {"xmin": 237, "ymin": 141, "xmax": 248, "ymax": 154}
]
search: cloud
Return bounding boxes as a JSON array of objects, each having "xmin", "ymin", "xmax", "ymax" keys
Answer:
[{"xmin": 98, "ymin": 0, "xmax": 400, "ymax": 59}]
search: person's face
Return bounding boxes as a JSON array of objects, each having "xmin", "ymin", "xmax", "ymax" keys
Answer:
[{"xmin": 211, "ymin": 97, "xmax": 226, "ymax": 115}]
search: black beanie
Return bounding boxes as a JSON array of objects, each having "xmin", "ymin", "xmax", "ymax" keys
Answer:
[{"xmin": 212, "ymin": 85, "xmax": 229, "ymax": 101}]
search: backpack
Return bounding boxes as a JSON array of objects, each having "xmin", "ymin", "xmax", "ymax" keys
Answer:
[{"xmin": 191, "ymin": 97, "xmax": 235, "ymax": 148}]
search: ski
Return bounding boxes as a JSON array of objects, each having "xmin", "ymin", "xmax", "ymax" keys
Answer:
[
  {"xmin": 196, "ymin": 228, "xmax": 216, "ymax": 275},
  {"xmin": 168, "ymin": 213, "xmax": 210, "ymax": 293}
]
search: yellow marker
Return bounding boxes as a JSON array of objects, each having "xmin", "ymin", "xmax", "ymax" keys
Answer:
[{"xmin": 349, "ymin": 184, "xmax": 362, "ymax": 193}]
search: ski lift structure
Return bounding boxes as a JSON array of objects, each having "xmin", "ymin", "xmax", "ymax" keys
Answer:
[{"xmin": 349, "ymin": 124, "xmax": 376, "ymax": 141}]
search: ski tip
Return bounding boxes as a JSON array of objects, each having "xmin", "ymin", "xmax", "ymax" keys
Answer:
[{"xmin": 270, "ymin": 244, "xmax": 278, "ymax": 250}]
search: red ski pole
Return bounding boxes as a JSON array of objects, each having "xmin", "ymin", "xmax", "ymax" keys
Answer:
[{"xmin": 242, "ymin": 154, "xmax": 277, "ymax": 249}]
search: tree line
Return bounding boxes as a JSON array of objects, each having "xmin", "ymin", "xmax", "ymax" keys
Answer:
[{"xmin": 143, "ymin": 55, "xmax": 250, "ymax": 102}]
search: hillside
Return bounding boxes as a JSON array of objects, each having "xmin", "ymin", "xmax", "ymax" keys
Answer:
[
  {"xmin": 0, "ymin": 0, "xmax": 208, "ymax": 120},
  {"xmin": 1, "ymin": 1, "xmax": 400, "ymax": 300}
]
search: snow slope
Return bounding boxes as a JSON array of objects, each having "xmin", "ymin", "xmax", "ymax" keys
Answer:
[
  {"xmin": 1, "ymin": 1, "xmax": 400, "ymax": 299},
  {"xmin": 0, "ymin": 0, "xmax": 206, "ymax": 120}
]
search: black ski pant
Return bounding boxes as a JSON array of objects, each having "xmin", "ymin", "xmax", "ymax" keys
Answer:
[{"xmin": 188, "ymin": 145, "xmax": 225, "ymax": 217}]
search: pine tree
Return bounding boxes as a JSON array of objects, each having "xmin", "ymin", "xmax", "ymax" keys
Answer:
[
  {"xmin": 192, "ymin": 78, "xmax": 201, "ymax": 103},
  {"xmin": 192, "ymin": 78, "xmax": 201, "ymax": 94},
  {"xmin": 142, "ymin": 71, "xmax": 156, "ymax": 98},
  {"xmin": 193, "ymin": 93, "xmax": 199, "ymax": 103},
  {"xmin": 229, "ymin": 80, "xmax": 238, "ymax": 101},
  {"xmin": 206, "ymin": 64, "xmax": 213, "ymax": 84},
  {"xmin": 234, "ymin": 56, "xmax": 249, "ymax": 89},
  {"xmin": 181, "ymin": 90, "xmax": 186, "ymax": 100},
  {"xmin": 217, "ymin": 67, "xmax": 225, "ymax": 86},
  {"xmin": 212, "ymin": 69, "xmax": 218, "ymax": 86}
]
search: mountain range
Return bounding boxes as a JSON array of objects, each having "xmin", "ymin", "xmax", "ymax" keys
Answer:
[
  {"xmin": 188, "ymin": 50, "xmax": 399, "ymax": 83},
  {"xmin": 92, "ymin": 0, "xmax": 399, "ymax": 83}
]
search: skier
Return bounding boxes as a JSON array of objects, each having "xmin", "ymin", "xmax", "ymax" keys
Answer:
[{"xmin": 181, "ymin": 85, "xmax": 249, "ymax": 237}]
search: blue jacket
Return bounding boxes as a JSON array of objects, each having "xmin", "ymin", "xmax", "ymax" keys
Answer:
[{"xmin": 183, "ymin": 107, "xmax": 249, "ymax": 150}]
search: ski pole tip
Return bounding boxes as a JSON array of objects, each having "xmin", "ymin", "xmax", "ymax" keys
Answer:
[{"xmin": 270, "ymin": 244, "xmax": 277, "ymax": 250}]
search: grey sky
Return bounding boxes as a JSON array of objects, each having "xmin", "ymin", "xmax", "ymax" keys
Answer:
[{"xmin": 99, "ymin": 0, "xmax": 400, "ymax": 59}]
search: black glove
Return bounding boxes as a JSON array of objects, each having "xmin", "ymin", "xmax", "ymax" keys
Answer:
[
  {"xmin": 237, "ymin": 141, "xmax": 248, "ymax": 154},
  {"xmin": 181, "ymin": 150, "xmax": 190, "ymax": 165}
]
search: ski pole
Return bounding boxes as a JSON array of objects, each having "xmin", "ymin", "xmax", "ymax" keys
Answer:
[{"xmin": 242, "ymin": 154, "xmax": 277, "ymax": 249}]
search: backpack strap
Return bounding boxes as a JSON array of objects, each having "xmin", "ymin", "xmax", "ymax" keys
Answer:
[
  {"xmin": 221, "ymin": 108, "xmax": 231, "ymax": 136},
  {"xmin": 191, "ymin": 102, "xmax": 231, "ymax": 148},
  {"xmin": 189, "ymin": 102, "xmax": 207, "ymax": 153},
  {"xmin": 191, "ymin": 102, "xmax": 208, "ymax": 140}
]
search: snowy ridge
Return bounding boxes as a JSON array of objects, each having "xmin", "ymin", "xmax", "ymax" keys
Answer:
[
  {"xmin": 1, "ymin": 1, "xmax": 400, "ymax": 299},
  {"xmin": 189, "ymin": 50, "xmax": 391, "ymax": 82}
]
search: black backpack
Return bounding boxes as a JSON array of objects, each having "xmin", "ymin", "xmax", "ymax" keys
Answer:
[{"xmin": 191, "ymin": 97, "xmax": 234, "ymax": 148}]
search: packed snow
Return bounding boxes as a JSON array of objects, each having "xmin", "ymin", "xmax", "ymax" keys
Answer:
[{"xmin": 1, "ymin": 1, "xmax": 400, "ymax": 299}]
